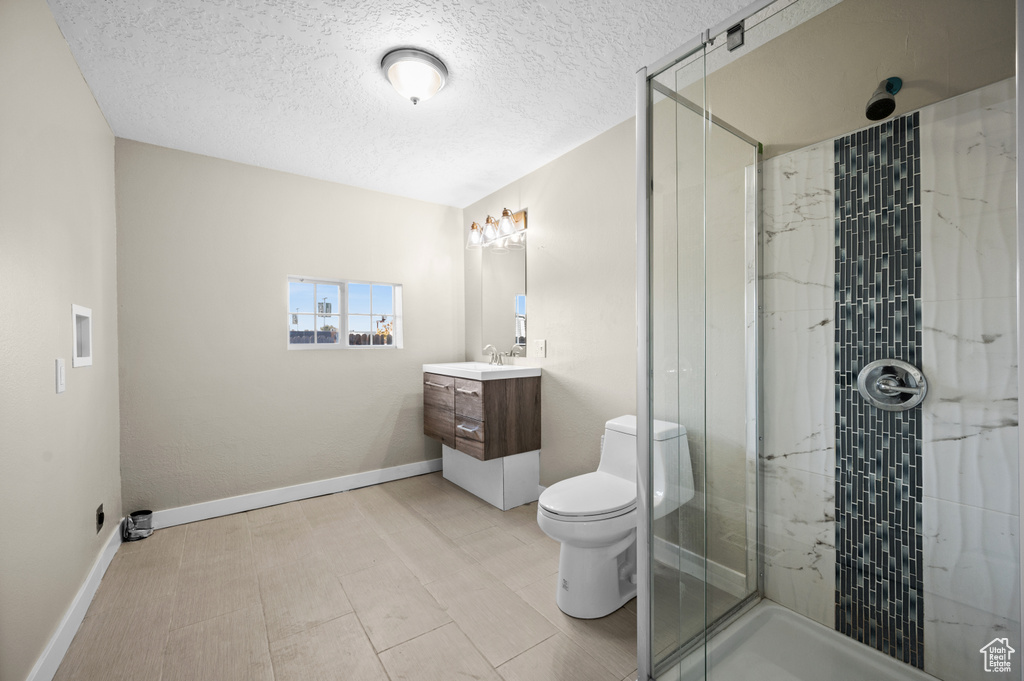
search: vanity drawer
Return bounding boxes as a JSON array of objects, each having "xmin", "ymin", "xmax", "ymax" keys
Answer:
[
  {"xmin": 455, "ymin": 416, "xmax": 484, "ymax": 443},
  {"xmin": 424, "ymin": 401, "xmax": 455, "ymax": 448},
  {"xmin": 455, "ymin": 416, "xmax": 485, "ymax": 460},
  {"xmin": 454, "ymin": 379, "xmax": 484, "ymax": 420},
  {"xmin": 424, "ymin": 373, "xmax": 455, "ymax": 410}
]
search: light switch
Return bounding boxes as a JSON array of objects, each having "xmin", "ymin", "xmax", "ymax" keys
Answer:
[
  {"xmin": 533, "ymin": 339, "xmax": 547, "ymax": 358},
  {"xmin": 56, "ymin": 359, "xmax": 66, "ymax": 394}
]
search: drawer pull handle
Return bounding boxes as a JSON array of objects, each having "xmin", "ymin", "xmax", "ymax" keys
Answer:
[
  {"xmin": 424, "ymin": 381, "xmax": 449, "ymax": 389},
  {"xmin": 456, "ymin": 388, "xmax": 479, "ymax": 396},
  {"xmin": 456, "ymin": 424, "xmax": 480, "ymax": 433}
]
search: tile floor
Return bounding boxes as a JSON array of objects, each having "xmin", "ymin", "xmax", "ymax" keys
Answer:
[
  {"xmin": 650, "ymin": 563, "xmax": 742, "ymax": 663},
  {"xmin": 54, "ymin": 472, "xmax": 640, "ymax": 681}
]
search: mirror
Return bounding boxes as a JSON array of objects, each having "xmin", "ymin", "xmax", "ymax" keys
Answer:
[{"xmin": 480, "ymin": 236, "xmax": 526, "ymax": 357}]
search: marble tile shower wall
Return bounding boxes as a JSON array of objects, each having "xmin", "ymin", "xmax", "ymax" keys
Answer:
[
  {"xmin": 762, "ymin": 138, "xmax": 837, "ymax": 628},
  {"xmin": 918, "ymin": 78, "xmax": 1019, "ymax": 681},
  {"xmin": 761, "ymin": 78, "xmax": 1018, "ymax": 681}
]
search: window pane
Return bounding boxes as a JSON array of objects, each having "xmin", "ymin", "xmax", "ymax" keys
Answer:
[
  {"xmin": 348, "ymin": 314, "xmax": 371, "ymax": 345},
  {"xmin": 349, "ymin": 283, "xmax": 371, "ymax": 314},
  {"xmin": 289, "ymin": 313, "xmax": 315, "ymax": 344},
  {"xmin": 317, "ymin": 314, "xmax": 340, "ymax": 344},
  {"xmin": 348, "ymin": 315, "xmax": 371, "ymax": 333},
  {"xmin": 372, "ymin": 284, "xmax": 393, "ymax": 315},
  {"xmin": 315, "ymin": 284, "xmax": 340, "ymax": 315},
  {"xmin": 289, "ymin": 281, "xmax": 315, "ymax": 314},
  {"xmin": 374, "ymin": 315, "xmax": 395, "ymax": 345}
]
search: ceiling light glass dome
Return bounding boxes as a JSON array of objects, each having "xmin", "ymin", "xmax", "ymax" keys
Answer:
[{"xmin": 381, "ymin": 48, "xmax": 448, "ymax": 105}]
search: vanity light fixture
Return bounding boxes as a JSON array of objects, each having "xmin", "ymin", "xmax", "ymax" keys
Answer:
[
  {"xmin": 469, "ymin": 210, "xmax": 527, "ymax": 251},
  {"xmin": 466, "ymin": 222, "xmax": 483, "ymax": 250},
  {"xmin": 481, "ymin": 215, "xmax": 500, "ymax": 245},
  {"xmin": 499, "ymin": 207, "xmax": 525, "ymax": 250},
  {"xmin": 381, "ymin": 48, "xmax": 448, "ymax": 105},
  {"xmin": 497, "ymin": 208, "xmax": 517, "ymax": 239}
]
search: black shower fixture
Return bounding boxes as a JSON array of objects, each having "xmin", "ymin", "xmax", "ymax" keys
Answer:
[{"xmin": 865, "ymin": 77, "xmax": 902, "ymax": 121}]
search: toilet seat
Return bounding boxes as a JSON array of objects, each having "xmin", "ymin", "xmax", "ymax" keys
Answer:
[{"xmin": 539, "ymin": 472, "xmax": 636, "ymax": 522}]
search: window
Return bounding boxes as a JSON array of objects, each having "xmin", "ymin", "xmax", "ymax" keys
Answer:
[{"xmin": 288, "ymin": 277, "xmax": 403, "ymax": 349}]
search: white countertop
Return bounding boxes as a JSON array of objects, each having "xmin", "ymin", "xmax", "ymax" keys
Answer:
[{"xmin": 423, "ymin": 362, "xmax": 541, "ymax": 381}]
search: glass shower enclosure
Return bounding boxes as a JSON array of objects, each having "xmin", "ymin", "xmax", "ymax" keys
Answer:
[
  {"xmin": 637, "ymin": 32, "xmax": 762, "ymax": 681},
  {"xmin": 637, "ymin": 1, "xmax": 1020, "ymax": 680}
]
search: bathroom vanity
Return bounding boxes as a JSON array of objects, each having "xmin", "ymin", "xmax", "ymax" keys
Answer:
[{"xmin": 422, "ymin": 362, "xmax": 541, "ymax": 510}]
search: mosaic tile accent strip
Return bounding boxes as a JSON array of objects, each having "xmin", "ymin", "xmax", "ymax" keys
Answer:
[{"xmin": 834, "ymin": 112, "xmax": 924, "ymax": 668}]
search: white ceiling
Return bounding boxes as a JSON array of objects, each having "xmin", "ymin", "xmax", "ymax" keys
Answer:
[{"xmin": 46, "ymin": 0, "xmax": 749, "ymax": 208}]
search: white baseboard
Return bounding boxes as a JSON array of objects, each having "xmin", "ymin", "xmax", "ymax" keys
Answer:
[
  {"xmin": 27, "ymin": 528, "xmax": 121, "ymax": 681},
  {"xmin": 151, "ymin": 458, "xmax": 443, "ymax": 529},
  {"xmin": 653, "ymin": 536, "xmax": 750, "ymax": 599}
]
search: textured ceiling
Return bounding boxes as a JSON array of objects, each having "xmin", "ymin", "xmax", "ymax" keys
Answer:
[{"xmin": 46, "ymin": 0, "xmax": 749, "ymax": 207}]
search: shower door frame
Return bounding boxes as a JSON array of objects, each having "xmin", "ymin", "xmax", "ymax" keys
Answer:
[
  {"xmin": 1016, "ymin": 2, "xmax": 1023, "ymax": 679},
  {"xmin": 636, "ymin": 2, "xmax": 772, "ymax": 676}
]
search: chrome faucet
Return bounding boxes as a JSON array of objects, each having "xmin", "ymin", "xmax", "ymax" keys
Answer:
[
  {"xmin": 509, "ymin": 343, "xmax": 525, "ymax": 357},
  {"xmin": 482, "ymin": 344, "xmax": 501, "ymax": 365}
]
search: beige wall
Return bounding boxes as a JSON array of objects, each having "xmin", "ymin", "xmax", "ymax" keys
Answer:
[
  {"xmin": 0, "ymin": 0, "xmax": 121, "ymax": 678},
  {"xmin": 116, "ymin": 141, "xmax": 465, "ymax": 513},
  {"xmin": 464, "ymin": 119, "xmax": 637, "ymax": 486}
]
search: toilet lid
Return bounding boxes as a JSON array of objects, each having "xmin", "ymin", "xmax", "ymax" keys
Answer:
[{"xmin": 539, "ymin": 472, "xmax": 637, "ymax": 518}]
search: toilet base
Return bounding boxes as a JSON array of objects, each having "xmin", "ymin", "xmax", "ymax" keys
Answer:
[{"xmin": 554, "ymin": 530, "xmax": 637, "ymax": 619}]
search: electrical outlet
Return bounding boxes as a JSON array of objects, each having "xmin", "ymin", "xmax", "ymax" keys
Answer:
[{"xmin": 96, "ymin": 504, "xmax": 104, "ymax": 534}]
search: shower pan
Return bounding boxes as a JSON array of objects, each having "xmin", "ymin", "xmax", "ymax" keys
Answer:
[{"xmin": 636, "ymin": 0, "xmax": 1021, "ymax": 680}]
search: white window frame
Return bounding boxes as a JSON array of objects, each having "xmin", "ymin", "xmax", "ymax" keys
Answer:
[
  {"xmin": 344, "ymin": 279, "xmax": 403, "ymax": 350},
  {"xmin": 287, "ymin": 276, "xmax": 345, "ymax": 350},
  {"xmin": 287, "ymin": 276, "xmax": 403, "ymax": 350}
]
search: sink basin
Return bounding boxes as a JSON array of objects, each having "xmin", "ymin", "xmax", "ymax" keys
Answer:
[{"xmin": 422, "ymin": 361, "xmax": 541, "ymax": 381}]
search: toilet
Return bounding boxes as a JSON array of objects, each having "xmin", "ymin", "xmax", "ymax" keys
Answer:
[{"xmin": 536, "ymin": 415, "xmax": 693, "ymax": 619}]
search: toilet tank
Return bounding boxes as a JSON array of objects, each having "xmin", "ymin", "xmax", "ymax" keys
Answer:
[
  {"xmin": 650, "ymin": 420, "xmax": 693, "ymax": 520},
  {"xmin": 597, "ymin": 415, "xmax": 640, "ymax": 483},
  {"xmin": 597, "ymin": 416, "xmax": 693, "ymax": 519}
]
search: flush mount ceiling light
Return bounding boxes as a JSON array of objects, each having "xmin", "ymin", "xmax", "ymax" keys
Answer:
[{"xmin": 381, "ymin": 48, "xmax": 448, "ymax": 105}]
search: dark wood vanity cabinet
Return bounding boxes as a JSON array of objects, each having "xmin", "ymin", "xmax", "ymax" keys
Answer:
[
  {"xmin": 423, "ymin": 373, "xmax": 456, "ymax": 448},
  {"xmin": 423, "ymin": 372, "xmax": 541, "ymax": 461}
]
